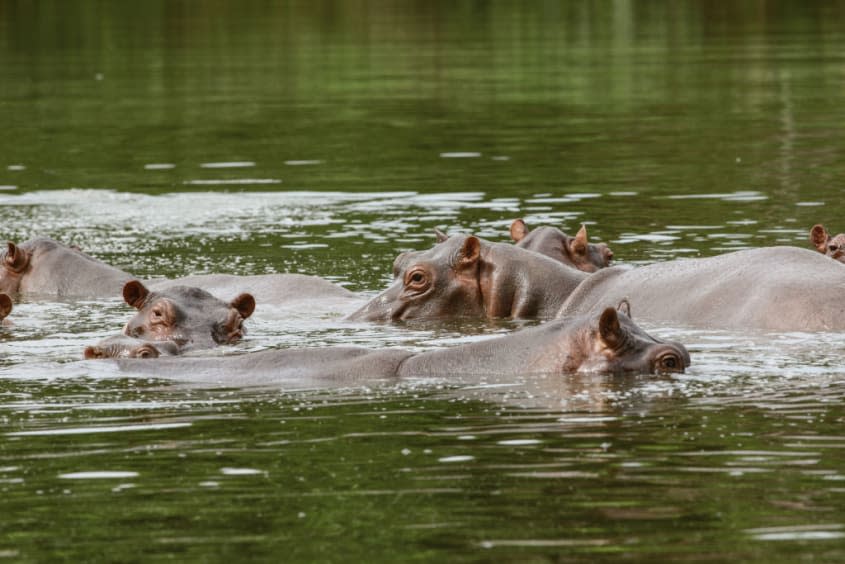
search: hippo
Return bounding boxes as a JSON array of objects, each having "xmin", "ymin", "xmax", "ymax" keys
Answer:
[
  {"xmin": 509, "ymin": 219, "xmax": 613, "ymax": 272},
  {"xmin": 110, "ymin": 305, "xmax": 690, "ymax": 387},
  {"xmin": 148, "ymin": 273, "xmax": 361, "ymax": 309},
  {"xmin": 809, "ymin": 224, "xmax": 845, "ymax": 263},
  {"xmin": 0, "ymin": 237, "xmax": 133, "ymax": 299},
  {"xmin": 0, "ymin": 293, "xmax": 11, "ymax": 324},
  {"xmin": 2, "ymin": 237, "xmax": 360, "ymax": 309},
  {"xmin": 557, "ymin": 245, "xmax": 845, "ymax": 332},
  {"xmin": 122, "ymin": 280, "xmax": 256, "ymax": 350},
  {"xmin": 349, "ymin": 234, "xmax": 589, "ymax": 322},
  {"xmin": 353, "ymin": 233, "xmax": 845, "ymax": 332},
  {"xmin": 84, "ymin": 335, "xmax": 180, "ymax": 359}
]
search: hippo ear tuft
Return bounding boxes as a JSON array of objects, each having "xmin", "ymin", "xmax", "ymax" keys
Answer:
[
  {"xmin": 231, "ymin": 293, "xmax": 256, "ymax": 319},
  {"xmin": 616, "ymin": 299, "xmax": 631, "ymax": 318},
  {"xmin": 599, "ymin": 307, "xmax": 622, "ymax": 347},
  {"xmin": 810, "ymin": 224, "xmax": 830, "ymax": 253},
  {"xmin": 0, "ymin": 293, "xmax": 11, "ymax": 320},
  {"xmin": 123, "ymin": 280, "xmax": 150, "ymax": 309},
  {"xmin": 509, "ymin": 219, "xmax": 528, "ymax": 242},
  {"xmin": 459, "ymin": 236, "xmax": 481, "ymax": 267},
  {"xmin": 5, "ymin": 241, "xmax": 29, "ymax": 272},
  {"xmin": 434, "ymin": 228, "xmax": 449, "ymax": 243}
]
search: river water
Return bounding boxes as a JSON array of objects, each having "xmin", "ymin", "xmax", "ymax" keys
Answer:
[{"xmin": 1, "ymin": 2, "xmax": 844, "ymax": 561}]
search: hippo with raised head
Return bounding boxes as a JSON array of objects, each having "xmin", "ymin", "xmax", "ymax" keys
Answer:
[
  {"xmin": 122, "ymin": 280, "xmax": 256, "ymax": 350},
  {"xmin": 509, "ymin": 219, "xmax": 613, "ymax": 272},
  {"xmin": 349, "ymin": 233, "xmax": 589, "ymax": 322},
  {"xmin": 110, "ymin": 306, "xmax": 689, "ymax": 387},
  {"xmin": 0, "ymin": 293, "xmax": 11, "ymax": 324},
  {"xmin": 809, "ymin": 224, "xmax": 845, "ymax": 264},
  {"xmin": 0, "ymin": 237, "xmax": 133, "ymax": 299},
  {"xmin": 354, "ymin": 232, "xmax": 845, "ymax": 332},
  {"xmin": 84, "ymin": 335, "xmax": 180, "ymax": 359}
]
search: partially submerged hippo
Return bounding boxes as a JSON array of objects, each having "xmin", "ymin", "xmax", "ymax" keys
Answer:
[
  {"xmin": 510, "ymin": 219, "xmax": 613, "ymax": 272},
  {"xmin": 111, "ymin": 306, "xmax": 690, "ymax": 387},
  {"xmin": 122, "ymin": 280, "xmax": 256, "ymax": 350},
  {"xmin": 148, "ymin": 273, "xmax": 361, "ymax": 309},
  {"xmin": 0, "ymin": 237, "xmax": 133, "ymax": 299},
  {"xmin": 810, "ymin": 224, "xmax": 845, "ymax": 264},
  {"xmin": 84, "ymin": 335, "xmax": 180, "ymax": 359},
  {"xmin": 349, "ymin": 234, "xmax": 589, "ymax": 322},
  {"xmin": 557, "ymin": 246, "xmax": 845, "ymax": 332},
  {"xmin": 0, "ymin": 293, "xmax": 11, "ymax": 324},
  {"xmin": 353, "ymin": 233, "xmax": 845, "ymax": 332}
]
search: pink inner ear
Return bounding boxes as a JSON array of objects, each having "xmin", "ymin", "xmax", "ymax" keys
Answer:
[
  {"xmin": 122, "ymin": 280, "xmax": 149, "ymax": 309},
  {"xmin": 0, "ymin": 293, "xmax": 11, "ymax": 319},
  {"xmin": 810, "ymin": 224, "xmax": 830, "ymax": 252},
  {"xmin": 510, "ymin": 219, "xmax": 528, "ymax": 242},
  {"xmin": 231, "ymin": 293, "xmax": 256, "ymax": 319}
]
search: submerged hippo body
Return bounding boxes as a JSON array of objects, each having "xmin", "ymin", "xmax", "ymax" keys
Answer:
[
  {"xmin": 349, "ymin": 234, "xmax": 589, "ymax": 322},
  {"xmin": 150, "ymin": 273, "xmax": 361, "ymax": 309},
  {"xmin": 558, "ymin": 246, "xmax": 845, "ymax": 332},
  {"xmin": 510, "ymin": 219, "xmax": 613, "ymax": 272},
  {"xmin": 810, "ymin": 224, "xmax": 845, "ymax": 264},
  {"xmin": 113, "ymin": 307, "xmax": 689, "ymax": 387},
  {"xmin": 122, "ymin": 280, "xmax": 256, "ymax": 351},
  {"xmin": 0, "ymin": 238, "xmax": 133, "ymax": 299}
]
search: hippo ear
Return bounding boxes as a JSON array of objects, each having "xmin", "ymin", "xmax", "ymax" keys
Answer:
[
  {"xmin": 4, "ymin": 241, "xmax": 30, "ymax": 272},
  {"xmin": 83, "ymin": 346, "xmax": 104, "ymax": 360},
  {"xmin": 509, "ymin": 219, "xmax": 529, "ymax": 242},
  {"xmin": 810, "ymin": 224, "xmax": 831, "ymax": 253},
  {"xmin": 231, "ymin": 293, "xmax": 256, "ymax": 319},
  {"xmin": 458, "ymin": 236, "xmax": 481, "ymax": 267},
  {"xmin": 570, "ymin": 225, "xmax": 588, "ymax": 255},
  {"xmin": 599, "ymin": 307, "xmax": 623, "ymax": 347},
  {"xmin": 123, "ymin": 280, "xmax": 150, "ymax": 309},
  {"xmin": 0, "ymin": 293, "xmax": 11, "ymax": 320},
  {"xmin": 616, "ymin": 299, "xmax": 631, "ymax": 318},
  {"xmin": 434, "ymin": 228, "xmax": 449, "ymax": 243}
]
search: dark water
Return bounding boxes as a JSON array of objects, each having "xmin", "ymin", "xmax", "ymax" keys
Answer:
[{"xmin": 2, "ymin": 2, "xmax": 845, "ymax": 561}]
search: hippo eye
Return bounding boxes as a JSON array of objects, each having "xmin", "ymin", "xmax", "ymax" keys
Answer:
[
  {"xmin": 404, "ymin": 268, "xmax": 429, "ymax": 290},
  {"xmin": 829, "ymin": 244, "xmax": 839, "ymax": 252},
  {"xmin": 656, "ymin": 353, "xmax": 683, "ymax": 373}
]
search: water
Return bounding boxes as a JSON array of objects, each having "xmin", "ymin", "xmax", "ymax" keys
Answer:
[{"xmin": 2, "ymin": 2, "xmax": 845, "ymax": 561}]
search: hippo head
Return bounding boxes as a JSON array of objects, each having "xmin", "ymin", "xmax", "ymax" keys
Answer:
[
  {"xmin": 810, "ymin": 224, "xmax": 845, "ymax": 263},
  {"xmin": 122, "ymin": 280, "xmax": 256, "ymax": 350},
  {"xmin": 350, "ymin": 234, "xmax": 486, "ymax": 322},
  {"xmin": 573, "ymin": 303, "xmax": 690, "ymax": 375},
  {"xmin": 84, "ymin": 335, "xmax": 180, "ymax": 359},
  {"xmin": 0, "ymin": 241, "xmax": 31, "ymax": 296},
  {"xmin": 510, "ymin": 219, "xmax": 613, "ymax": 272},
  {"xmin": 0, "ymin": 293, "xmax": 11, "ymax": 322}
]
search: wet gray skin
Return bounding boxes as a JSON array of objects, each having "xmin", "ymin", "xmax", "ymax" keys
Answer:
[
  {"xmin": 509, "ymin": 219, "xmax": 614, "ymax": 272},
  {"xmin": 558, "ymin": 246, "xmax": 845, "ymax": 332},
  {"xmin": 350, "ymin": 233, "xmax": 590, "ymax": 322},
  {"xmin": 116, "ymin": 306, "xmax": 689, "ymax": 387},
  {"xmin": 122, "ymin": 280, "xmax": 256, "ymax": 351},
  {"xmin": 810, "ymin": 224, "xmax": 845, "ymax": 264},
  {"xmin": 0, "ymin": 237, "xmax": 133, "ymax": 299},
  {"xmin": 84, "ymin": 335, "xmax": 180, "ymax": 359}
]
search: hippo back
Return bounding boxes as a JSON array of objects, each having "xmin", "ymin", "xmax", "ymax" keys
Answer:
[{"xmin": 558, "ymin": 246, "xmax": 845, "ymax": 332}]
